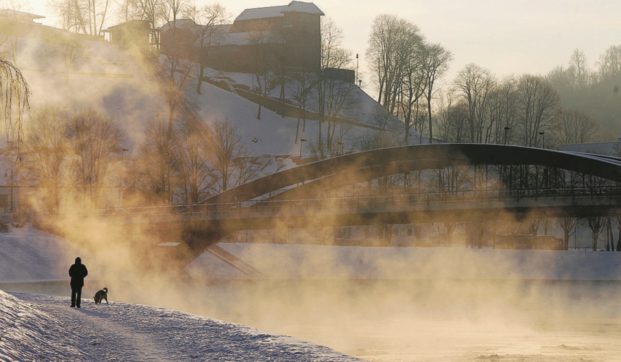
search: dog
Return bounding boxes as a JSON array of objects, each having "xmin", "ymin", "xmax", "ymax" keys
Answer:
[{"xmin": 93, "ymin": 287, "xmax": 109, "ymax": 304}]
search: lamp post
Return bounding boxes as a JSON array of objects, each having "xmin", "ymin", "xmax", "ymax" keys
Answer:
[
  {"xmin": 539, "ymin": 131, "xmax": 545, "ymax": 148},
  {"xmin": 299, "ymin": 138, "xmax": 307, "ymax": 158},
  {"xmin": 355, "ymin": 53, "xmax": 359, "ymax": 85},
  {"xmin": 504, "ymin": 126, "xmax": 511, "ymax": 145}
]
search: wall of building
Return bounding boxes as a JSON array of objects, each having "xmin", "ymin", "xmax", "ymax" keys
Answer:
[{"xmin": 159, "ymin": 12, "xmax": 321, "ymax": 73}]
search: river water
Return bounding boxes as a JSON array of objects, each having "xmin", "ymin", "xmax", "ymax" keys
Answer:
[{"xmin": 5, "ymin": 278, "xmax": 621, "ymax": 361}]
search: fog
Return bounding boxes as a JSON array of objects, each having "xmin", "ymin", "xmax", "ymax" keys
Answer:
[{"xmin": 2, "ymin": 6, "xmax": 621, "ymax": 361}]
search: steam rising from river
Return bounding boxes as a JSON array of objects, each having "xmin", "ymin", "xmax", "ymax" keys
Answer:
[{"xmin": 6, "ymin": 30, "xmax": 621, "ymax": 361}]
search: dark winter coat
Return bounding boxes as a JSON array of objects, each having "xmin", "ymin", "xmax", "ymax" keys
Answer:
[{"xmin": 69, "ymin": 260, "xmax": 88, "ymax": 287}]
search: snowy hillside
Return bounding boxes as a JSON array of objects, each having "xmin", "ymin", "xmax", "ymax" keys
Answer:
[
  {"xmin": 7, "ymin": 31, "xmax": 405, "ymax": 160},
  {"xmin": 0, "ymin": 290, "xmax": 356, "ymax": 361}
]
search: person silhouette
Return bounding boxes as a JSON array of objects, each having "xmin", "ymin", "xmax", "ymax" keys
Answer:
[{"xmin": 68, "ymin": 257, "xmax": 88, "ymax": 308}]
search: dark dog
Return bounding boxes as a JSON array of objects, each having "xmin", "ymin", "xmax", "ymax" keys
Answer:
[{"xmin": 93, "ymin": 287, "xmax": 109, "ymax": 304}]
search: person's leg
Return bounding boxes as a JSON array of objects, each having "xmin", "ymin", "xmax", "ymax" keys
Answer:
[
  {"xmin": 76, "ymin": 286, "xmax": 82, "ymax": 308},
  {"xmin": 71, "ymin": 286, "xmax": 76, "ymax": 307}
]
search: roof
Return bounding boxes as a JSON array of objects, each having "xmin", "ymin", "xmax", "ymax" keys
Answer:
[
  {"xmin": 159, "ymin": 19, "xmax": 201, "ymax": 32},
  {"xmin": 282, "ymin": 1, "xmax": 324, "ymax": 15},
  {"xmin": 105, "ymin": 20, "xmax": 151, "ymax": 32},
  {"xmin": 235, "ymin": 1, "xmax": 324, "ymax": 22},
  {"xmin": 0, "ymin": 9, "xmax": 44, "ymax": 22}
]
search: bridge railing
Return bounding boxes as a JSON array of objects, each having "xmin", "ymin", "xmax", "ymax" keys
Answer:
[
  {"xmin": 91, "ymin": 186, "xmax": 621, "ymax": 221},
  {"xmin": 177, "ymin": 186, "xmax": 621, "ymax": 220}
]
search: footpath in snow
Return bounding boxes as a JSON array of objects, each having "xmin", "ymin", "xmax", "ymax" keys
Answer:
[{"xmin": 0, "ymin": 290, "xmax": 357, "ymax": 361}]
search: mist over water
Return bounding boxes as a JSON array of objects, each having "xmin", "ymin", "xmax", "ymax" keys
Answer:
[
  {"xmin": 2, "ymin": 7, "xmax": 621, "ymax": 362},
  {"xmin": 7, "ymin": 240, "xmax": 621, "ymax": 361}
]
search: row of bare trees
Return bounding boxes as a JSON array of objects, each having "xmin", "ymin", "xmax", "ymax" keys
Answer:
[
  {"xmin": 24, "ymin": 104, "xmax": 256, "ymax": 212},
  {"xmin": 367, "ymin": 14, "xmax": 451, "ymax": 144},
  {"xmin": 366, "ymin": 15, "xmax": 612, "ymax": 148},
  {"xmin": 436, "ymin": 64, "xmax": 598, "ymax": 147}
]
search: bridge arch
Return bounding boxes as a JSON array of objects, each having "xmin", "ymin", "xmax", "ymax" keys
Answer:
[{"xmin": 207, "ymin": 144, "xmax": 621, "ymax": 204}]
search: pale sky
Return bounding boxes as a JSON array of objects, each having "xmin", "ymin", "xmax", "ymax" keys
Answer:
[{"xmin": 7, "ymin": 0, "xmax": 621, "ymax": 90}]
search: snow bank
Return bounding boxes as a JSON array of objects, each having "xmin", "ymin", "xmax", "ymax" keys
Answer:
[
  {"xmin": 0, "ymin": 290, "xmax": 85, "ymax": 360},
  {"xmin": 0, "ymin": 227, "xmax": 79, "ymax": 283},
  {"xmin": 0, "ymin": 291, "xmax": 357, "ymax": 361}
]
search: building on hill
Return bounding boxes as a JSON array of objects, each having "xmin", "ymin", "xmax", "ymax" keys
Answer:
[
  {"xmin": 104, "ymin": 20, "xmax": 157, "ymax": 51},
  {"xmin": 0, "ymin": 9, "xmax": 44, "ymax": 23},
  {"xmin": 0, "ymin": 8, "xmax": 94, "ymax": 47},
  {"xmin": 158, "ymin": 1, "xmax": 324, "ymax": 73},
  {"xmin": 0, "ymin": 9, "xmax": 44, "ymax": 41}
]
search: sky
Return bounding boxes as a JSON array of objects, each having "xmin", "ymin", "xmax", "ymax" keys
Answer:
[{"xmin": 5, "ymin": 0, "xmax": 621, "ymax": 90}]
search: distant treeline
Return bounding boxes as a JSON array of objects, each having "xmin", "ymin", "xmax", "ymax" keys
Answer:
[{"xmin": 366, "ymin": 13, "xmax": 621, "ymax": 148}]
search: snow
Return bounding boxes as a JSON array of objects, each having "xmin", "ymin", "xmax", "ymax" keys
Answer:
[
  {"xmin": 0, "ymin": 290, "xmax": 356, "ymax": 361},
  {"xmin": 0, "ymin": 227, "xmax": 80, "ymax": 283},
  {"xmin": 6, "ymin": 27, "xmax": 402, "ymax": 161}
]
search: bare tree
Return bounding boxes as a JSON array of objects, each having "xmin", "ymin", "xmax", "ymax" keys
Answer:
[
  {"xmin": 207, "ymin": 119, "xmax": 244, "ymax": 193},
  {"xmin": 453, "ymin": 63, "xmax": 495, "ymax": 143},
  {"xmin": 515, "ymin": 75, "xmax": 559, "ymax": 147},
  {"xmin": 184, "ymin": 3, "xmax": 228, "ymax": 94},
  {"xmin": 396, "ymin": 28, "xmax": 425, "ymax": 144},
  {"xmin": 248, "ymin": 29, "xmax": 276, "ymax": 121},
  {"xmin": 317, "ymin": 18, "xmax": 353, "ymax": 157},
  {"xmin": 569, "ymin": 49, "xmax": 589, "ymax": 87},
  {"xmin": 588, "ymin": 216, "xmax": 606, "ymax": 251},
  {"xmin": 126, "ymin": 0, "xmax": 168, "ymax": 30},
  {"xmin": 176, "ymin": 119, "xmax": 211, "ymax": 203},
  {"xmin": 136, "ymin": 117, "xmax": 178, "ymax": 203},
  {"xmin": 54, "ymin": 0, "xmax": 111, "ymax": 37},
  {"xmin": 367, "ymin": 15, "xmax": 422, "ymax": 115},
  {"xmin": 25, "ymin": 107, "xmax": 68, "ymax": 212},
  {"xmin": 292, "ymin": 69, "xmax": 313, "ymax": 144},
  {"xmin": 558, "ymin": 216, "xmax": 576, "ymax": 250},
  {"xmin": 554, "ymin": 109, "xmax": 596, "ymax": 145},
  {"xmin": 598, "ymin": 45, "xmax": 621, "ymax": 78},
  {"xmin": 421, "ymin": 43, "xmax": 451, "ymax": 143},
  {"xmin": 158, "ymin": 0, "xmax": 194, "ymax": 133},
  {"xmin": 65, "ymin": 109, "xmax": 122, "ymax": 202},
  {"xmin": 0, "ymin": 59, "xmax": 29, "ymax": 147}
]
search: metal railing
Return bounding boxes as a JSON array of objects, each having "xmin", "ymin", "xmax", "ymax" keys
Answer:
[{"xmin": 88, "ymin": 186, "xmax": 621, "ymax": 222}]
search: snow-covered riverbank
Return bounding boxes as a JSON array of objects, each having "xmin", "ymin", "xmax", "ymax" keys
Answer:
[{"xmin": 0, "ymin": 290, "xmax": 357, "ymax": 361}]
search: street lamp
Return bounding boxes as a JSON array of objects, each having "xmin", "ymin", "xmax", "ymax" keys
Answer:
[
  {"xmin": 504, "ymin": 126, "xmax": 511, "ymax": 145},
  {"xmin": 299, "ymin": 138, "xmax": 307, "ymax": 158},
  {"xmin": 355, "ymin": 53, "xmax": 359, "ymax": 85},
  {"xmin": 539, "ymin": 131, "xmax": 545, "ymax": 148}
]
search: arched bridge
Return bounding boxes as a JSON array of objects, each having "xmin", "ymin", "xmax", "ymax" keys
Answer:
[{"xmin": 138, "ymin": 144, "xmax": 621, "ymax": 262}]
